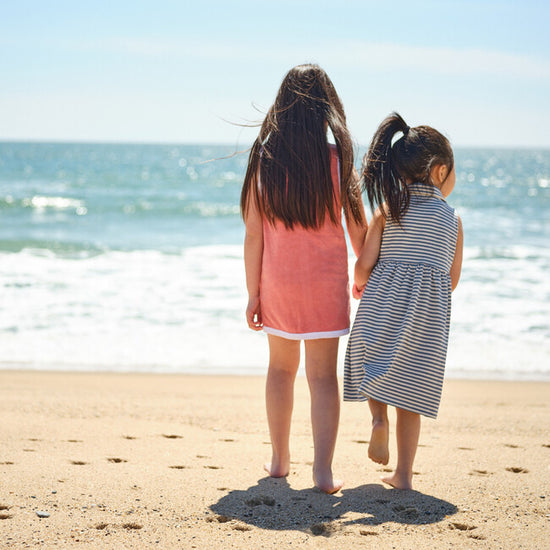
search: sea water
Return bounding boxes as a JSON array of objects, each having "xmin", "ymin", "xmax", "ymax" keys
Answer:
[{"xmin": 1, "ymin": 142, "xmax": 549, "ymax": 379}]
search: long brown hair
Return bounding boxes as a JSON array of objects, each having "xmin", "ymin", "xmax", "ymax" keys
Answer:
[
  {"xmin": 240, "ymin": 64, "xmax": 363, "ymax": 229},
  {"xmin": 362, "ymin": 112, "xmax": 454, "ymax": 222}
]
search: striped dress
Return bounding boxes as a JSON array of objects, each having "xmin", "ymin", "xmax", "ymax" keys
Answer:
[{"xmin": 343, "ymin": 183, "xmax": 458, "ymax": 419}]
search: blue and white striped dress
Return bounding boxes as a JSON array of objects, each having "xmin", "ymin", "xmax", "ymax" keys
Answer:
[{"xmin": 343, "ymin": 183, "xmax": 458, "ymax": 419}]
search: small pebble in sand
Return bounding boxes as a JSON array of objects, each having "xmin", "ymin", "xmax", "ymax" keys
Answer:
[{"xmin": 36, "ymin": 511, "xmax": 50, "ymax": 518}]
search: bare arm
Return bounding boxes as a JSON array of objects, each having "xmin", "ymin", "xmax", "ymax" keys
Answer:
[
  {"xmin": 353, "ymin": 207, "xmax": 385, "ymax": 298},
  {"xmin": 344, "ymin": 168, "xmax": 368, "ymax": 257},
  {"xmin": 450, "ymin": 215, "xmax": 463, "ymax": 291},
  {"xmin": 243, "ymin": 183, "xmax": 264, "ymax": 330}
]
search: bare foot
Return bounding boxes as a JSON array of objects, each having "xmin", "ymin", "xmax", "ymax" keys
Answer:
[
  {"xmin": 313, "ymin": 469, "xmax": 343, "ymax": 494},
  {"xmin": 381, "ymin": 471, "xmax": 413, "ymax": 490},
  {"xmin": 264, "ymin": 456, "xmax": 289, "ymax": 478},
  {"xmin": 368, "ymin": 420, "xmax": 389, "ymax": 465}
]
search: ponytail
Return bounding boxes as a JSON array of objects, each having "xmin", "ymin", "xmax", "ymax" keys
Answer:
[
  {"xmin": 361, "ymin": 112, "xmax": 410, "ymax": 222},
  {"xmin": 361, "ymin": 112, "xmax": 454, "ymax": 223}
]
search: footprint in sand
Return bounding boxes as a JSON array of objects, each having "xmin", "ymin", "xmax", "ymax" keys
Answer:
[
  {"xmin": 204, "ymin": 465, "xmax": 222, "ymax": 470},
  {"xmin": 162, "ymin": 434, "xmax": 183, "ymax": 439},
  {"xmin": 107, "ymin": 458, "xmax": 128, "ymax": 463},
  {"xmin": 542, "ymin": 444, "xmax": 550, "ymax": 448},
  {"xmin": 310, "ymin": 522, "xmax": 339, "ymax": 537},
  {"xmin": 360, "ymin": 529, "xmax": 379, "ymax": 536},
  {"xmin": 66, "ymin": 440, "xmax": 83, "ymax": 443},
  {"xmin": 506, "ymin": 466, "xmax": 529, "ymax": 473},
  {"xmin": 394, "ymin": 506, "xmax": 419, "ymax": 520},
  {"xmin": 122, "ymin": 522, "xmax": 142, "ymax": 530},
  {"xmin": 448, "ymin": 522, "xmax": 477, "ymax": 531},
  {"xmin": 0, "ymin": 462, "xmax": 14, "ymax": 465},
  {"xmin": 0, "ymin": 505, "xmax": 12, "ymax": 520},
  {"xmin": 70, "ymin": 460, "xmax": 87, "ymax": 466},
  {"xmin": 95, "ymin": 522, "xmax": 109, "ymax": 530},
  {"xmin": 450, "ymin": 523, "xmax": 486, "ymax": 540},
  {"xmin": 469, "ymin": 469, "xmax": 492, "ymax": 476},
  {"xmin": 353, "ymin": 439, "xmax": 368, "ymax": 444},
  {"xmin": 232, "ymin": 523, "xmax": 252, "ymax": 531},
  {"xmin": 122, "ymin": 435, "xmax": 137, "ymax": 440},
  {"xmin": 245, "ymin": 495, "xmax": 276, "ymax": 507},
  {"xmin": 169, "ymin": 465, "xmax": 190, "ymax": 470},
  {"xmin": 206, "ymin": 514, "xmax": 231, "ymax": 523},
  {"xmin": 457, "ymin": 447, "xmax": 474, "ymax": 451},
  {"xmin": 220, "ymin": 438, "xmax": 235, "ymax": 442},
  {"xmin": 503, "ymin": 444, "xmax": 522, "ymax": 449}
]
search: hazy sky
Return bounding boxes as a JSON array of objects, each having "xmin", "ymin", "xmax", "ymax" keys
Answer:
[{"xmin": 1, "ymin": 0, "xmax": 549, "ymax": 147}]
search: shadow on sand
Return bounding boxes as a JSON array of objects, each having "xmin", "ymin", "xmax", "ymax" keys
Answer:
[{"xmin": 210, "ymin": 476, "xmax": 457, "ymax": 535}]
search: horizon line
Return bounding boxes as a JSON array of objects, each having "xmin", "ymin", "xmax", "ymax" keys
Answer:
[{"xmin": 1, "ymin": 138, "xmax": 549, "ymax": 151}]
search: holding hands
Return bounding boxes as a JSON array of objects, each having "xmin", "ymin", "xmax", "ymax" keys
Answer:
[{"xmin": 352, "ymin": 282, "xmax": 365, "ymax": 300}]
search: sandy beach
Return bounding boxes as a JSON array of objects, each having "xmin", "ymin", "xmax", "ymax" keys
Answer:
[{"xmin": 1, "ymin": 371, "xmax": 548, "ymax": 549}]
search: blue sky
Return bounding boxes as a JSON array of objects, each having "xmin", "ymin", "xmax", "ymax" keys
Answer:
[{"xmin": 1, "ymin": 0, "xmax": 549, "ymax": 147}]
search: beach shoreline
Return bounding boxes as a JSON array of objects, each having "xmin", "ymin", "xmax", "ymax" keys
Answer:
[{"xmin": 1, "ymin": 370, "xmax": 548, "ymax": 548}]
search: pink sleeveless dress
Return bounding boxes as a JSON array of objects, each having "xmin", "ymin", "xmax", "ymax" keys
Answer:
[{"xmin": 260, "ymin": 145, "xmax": 350, "ymax": 340}]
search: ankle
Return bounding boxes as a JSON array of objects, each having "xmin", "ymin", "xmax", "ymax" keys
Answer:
[
  {"xmin": 265, "ymin": 453, "xmax": 290, "ymax": 478},
  {"xmin": 394, "ymin": 468, "xmax": 413, "ymax": 483},
  {"xmin": 372, "ymin": 418, "xmax": 389, "ymax": 431}
]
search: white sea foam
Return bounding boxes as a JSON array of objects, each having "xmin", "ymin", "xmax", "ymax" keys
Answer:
[
  {"xmin": 1, "ymin": 244, "xmax": 549, "ymax": 379},
  {"xmin": 0, "ymin": 246, "xmax": 265, "ymax": 373}
]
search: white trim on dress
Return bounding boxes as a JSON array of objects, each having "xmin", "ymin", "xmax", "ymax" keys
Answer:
[{"xmin": 263, "ymin": 326, "xmax": 349, "ymax": 340}]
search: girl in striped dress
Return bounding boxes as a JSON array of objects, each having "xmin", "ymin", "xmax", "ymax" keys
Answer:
[
  {"xmin": 242, "ymin": 65, "xmax": 367, "ymax": 493},
  {"xmin": 344, "ymin": 112, "xmax": 463, "ymax": 490}
]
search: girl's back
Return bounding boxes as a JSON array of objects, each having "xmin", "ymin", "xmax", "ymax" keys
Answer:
[
  {"xmin": 241, "ymin": 64, "xmax": 367, "ymax": 494},
  {"xmin": 260, "ymin": 144, "xmax": 350, "ymax": 339},
  {"xmin": 379, "ymin": 183, "xmax": 458, "ymax": 273},
  {"xmin": 343, "ymin": 112, "xmax": 463, "ymax": 490},
  {"xmin": 242, "ymin": 64, "xmax": 366, "ymax": 340},
  {"xmin": 344, "ymin": 112, "xmax": 463, "ymax": 421}
]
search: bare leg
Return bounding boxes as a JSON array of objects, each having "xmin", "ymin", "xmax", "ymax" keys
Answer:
[
  {"xmin": 304, "ymin": 338, "xmax": 343, "ymax": 494},
  {"xmin": 368, "ymin": 398, "xmax": 390, "ymax": 465},
  {"xmin": 382, "ymin": 407, "xmax": 420, "ymax": 490},
  {"xmin": 264, "ymin": 334, "xmax": 300, "ymax": 478}
]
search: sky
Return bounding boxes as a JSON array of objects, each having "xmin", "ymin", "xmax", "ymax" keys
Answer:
[{"xmin": 1, "ymin": 0, "xmax": 549, "ymax": 147}]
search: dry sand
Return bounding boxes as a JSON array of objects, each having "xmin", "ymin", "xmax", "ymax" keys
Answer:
[{"xmin": 1, "ymin": 371, "xmax": 549, "ymax": 549}]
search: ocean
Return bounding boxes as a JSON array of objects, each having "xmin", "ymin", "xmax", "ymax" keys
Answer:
[{"xmin": 1, "ymin": 142, "xmax": 549, "ymax": 380}]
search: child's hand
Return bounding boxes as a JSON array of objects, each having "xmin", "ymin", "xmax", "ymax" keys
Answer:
[
  {"xmin": 246, "ymin": 295, "xmax": 263, "ymax": 331},
  {"xmin": 352, "ymin": 283, "xmax": 365, "ymax": 299}
]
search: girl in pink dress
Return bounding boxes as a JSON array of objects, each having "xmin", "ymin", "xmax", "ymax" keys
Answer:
[{"xmin": 241, "ymin": 64, "xmax": 367, "ymax": 493}]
